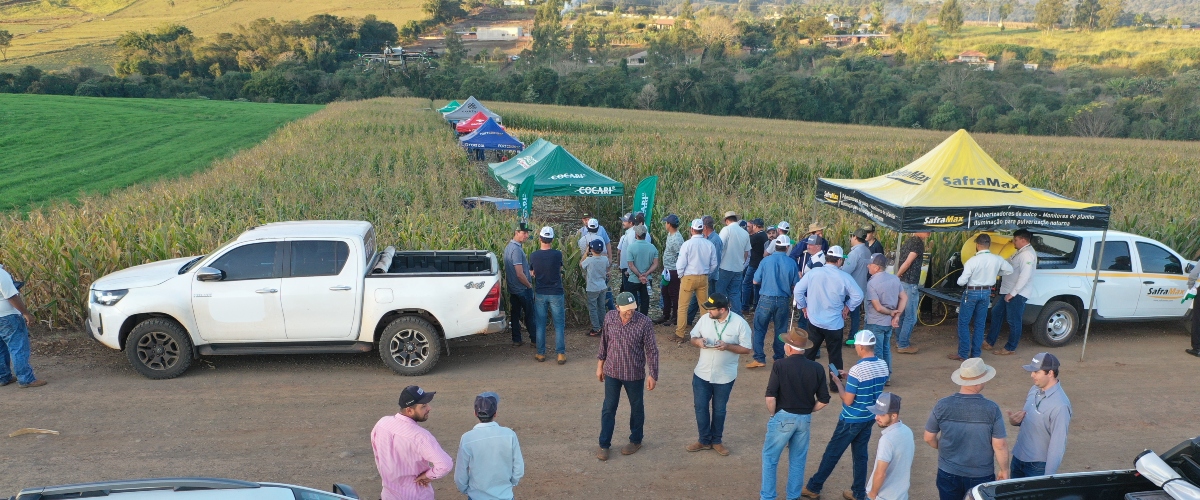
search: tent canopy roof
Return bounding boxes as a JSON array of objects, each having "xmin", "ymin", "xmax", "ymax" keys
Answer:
[
  {"xmin": 456, "ymin": 111, "xmax": 491, "ymax": 132},
  {"xmin": 437, "ymin": 100, "xmax": 461, "ymax": 113},
  {"xmin": 444, "ymin": 97, "xmax": 501, "ymax": 122},
  {"xmin": 460, "ymin": 118, "xmax": 524, "ymax": 151},
  {"xmin": 816, "ymin": 129, "xmax": 1110, "ymax": 232},
  {"xmin": 488, "ymin": 139, "xmax": 623, "ymax": 197}
]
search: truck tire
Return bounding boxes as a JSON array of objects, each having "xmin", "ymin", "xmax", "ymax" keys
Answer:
[
  {"xmin": 125, "ymin": 318, "xmax": 194, "ymax": 380},
  {"xmin": 1033, "ymin": 301, "xmax": 1078, "ymax": 347},
  {"xmin": 378, "ymin": 316, "xmax": 441, "ymax": 376}
]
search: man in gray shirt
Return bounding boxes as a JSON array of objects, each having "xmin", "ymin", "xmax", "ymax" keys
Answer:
[
  {"xmin": 924, "ymin": 358, "xmax": 1009, "ymax": 500},
  {"xmin": 865, "ymin": 254, "xmax": 907, "ymax": 375},
  {"xmin": 1008, "ymin": 353, "xmax": 1071, "ymax": 478},
  {"xmin": 842, "ymin": 230, "xmax": 872, "ymax": 336},
  {"xmin": 504, "ymin": 225, "xmax": 535, "ymax": 347}
]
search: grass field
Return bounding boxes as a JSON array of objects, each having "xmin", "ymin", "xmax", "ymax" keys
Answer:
[
  {"xmin": 935, "ymin": 25, "xmax": 1200, "ymax": 69},
  {"xmin": 0, "ymin": 94, "xmax": 321, "ymax": 210},
  {"xmin": 2, "ymin": 97, "xmax": 1198, "ymax": 325}
]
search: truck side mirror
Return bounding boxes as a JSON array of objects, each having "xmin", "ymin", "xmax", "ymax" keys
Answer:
[
  {"xmin": 1187, "ymin": 262, "xmax": 1195, "ymax": 274},
  {"xmin": 332, "ymin": 483, "xmax": 359, "ymax": 499},
  {"xmin": 195, "ymin": 267, "xmax": 226, "ymax": 282}
]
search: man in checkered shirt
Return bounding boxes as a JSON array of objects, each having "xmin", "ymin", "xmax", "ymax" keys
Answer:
[{"xmin": 595, "ymin": 292, "xmax": 660, "ymax": 461}]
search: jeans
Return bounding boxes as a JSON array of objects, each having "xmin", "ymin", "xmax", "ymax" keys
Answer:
[
  {"xmin": 805, "ymin": 326, "xmax": 844, "ymax": 371},
  {"xmin": 599, "ymin": 376, "xmax": 644, "ymax": 448},
  {"xmin": 866, "ymin": 323, "xmax": 893, "ymax": 372},
  {"xmin": 848, "ymin": 303, "xmax": 863, "ymax": 337},
  {"xmin": 0, "ymin": 314, "xmax": 35, "ymax": 385},
  {"xmin": 585, "ymin": 290, "xmax": 607, "ymax": 331},
  {"xmin": 676, "ymin": 275, "xmax": 709, "ymax": 339},
  {"xmin": 936, "ymin": 469, "xmax": 994, "ymax": 500},
  {"xmin": 534, "ymin": 293, "xmax": 566, "ymax": 355},
  {"xmin": 716, "ymin": 269, "xmax": 744, "ymax": 315},
  {"xmin": 1010, "ymin": 456, "xmax": 1047, "ymax": 479},
  {"xmin": 957, "ymin": 289, "xmax": 991, "ymax": 358},
  {"xmin": 688, "ymin": 277, "xmax": 719, "ymax": 326},
  {"xmin": 760, "ymin": 411, "xmax": 811, "ymax": 500},
  {"xmin": 508, "ymin": 289, "xmax": 535, "ymax": 344},
  {"xmin": 805, "ymin": 420, "xmax": 874, "ymax": 499},
  {"xmin": 741, "ymin": 265, "xmax": 760, "ymax": 312},
  {"xmin": 898, "ymin": 282, "xmax": 920, "ymax": 348},
  {"xmin": 986, "ymin": 294, "xmax": 1027, "ymax": 352},
  {"xmin": 752, "ymin": 295, "xmax": 791, "ymax": 363},
  {"xmin": 622, "ymin": 280, "xmax": 650, "ymax": 316},
  {"xmin": 692, "ymin": 374, "xmax": 734, "ymax": 445}
]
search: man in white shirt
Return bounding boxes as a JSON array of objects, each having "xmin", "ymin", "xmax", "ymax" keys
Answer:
[
  {"xmin": 688, "ymin": 293, "xmax": 753, "ymax": 456},
  {"xmin": 675, "ymin": 219, "xmax": 719, "ymax": 342},
  {"xmin": 985, "ymin": 229, "xmax": 1037, "ymax": 356},
  {"xmin": 455, "ymin": 391, "xmax": 524, "ymax": 500},
  {"xmin": 866, "ymin": 392, "xmax": 914, "ymax": 500},
  {"xmin": 954, "ymin": 234, "xmax": 1013, "ymax": 360},
  {"xmin": 717, "ymin": 211, "xmax": 752, "ymax": 315}
]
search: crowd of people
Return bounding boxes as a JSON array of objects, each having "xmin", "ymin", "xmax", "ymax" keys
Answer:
[{"xmin": 363, "ymin": 212, "xmax": 1085, "ymax": 500}]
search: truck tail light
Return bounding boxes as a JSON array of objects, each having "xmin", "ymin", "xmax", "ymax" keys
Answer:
[{"xmin": 480, "ymin": 282, "xmax": 501, "ymax": 312}]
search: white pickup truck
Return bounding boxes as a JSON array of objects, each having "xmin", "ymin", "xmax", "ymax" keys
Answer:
[{"xmin": 85, "ymin": 221, "xmax": 506, "ymax": 379}]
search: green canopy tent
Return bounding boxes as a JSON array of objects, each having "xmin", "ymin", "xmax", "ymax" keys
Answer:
[
  {"xmin": 488, "ymin": 139, "xmax": 623, "ymax": 197},
  {"xmin": 437, "ymin": 100, "xmax": 461, "ymax": 113}
]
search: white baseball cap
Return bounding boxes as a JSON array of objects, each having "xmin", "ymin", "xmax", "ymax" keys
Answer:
[
  {"xmin": 827, "ymin": 245, "xmax": 844, "ymax": 259},
  {"xmin": 586, "ymin": 218, "xmax": 599, "ymax": 229},
  {"xmin": 772, "ymin": 235, "xmax": 790, "ymax": 247},
  {"xmin": 690, "ymin": 218, "xmax": 704, "ymax": 231},
  {"xmin": 539, "ymin": 226, "xmax": 555, "ymax": 239},
  {"xmin": 846, "ymin": 330, "xmax": 876, "ymax": 346},
  {"xmin": 777, "ymin": 221, "xmax": 791, "ymax": 232}
]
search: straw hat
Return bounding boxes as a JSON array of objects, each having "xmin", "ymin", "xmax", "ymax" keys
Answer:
[
  {"xmin": 951, "ymin": 358, "xmax": 997, "ymax": 386},
  {"xmin": 809, "ymin": 222, "xmax": 826, "ymax": 233},
  {"xmin": 778, "ymin": 328, "xmax": 814, "ymax": 350}
]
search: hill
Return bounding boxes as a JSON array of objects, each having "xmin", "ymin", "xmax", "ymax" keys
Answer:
[
  {"xmin": 0, "ymin": 94, "xmax": 321, "ymax": 210},
  {"xmin": 1, "ymin": 97, "xmax": 1197, "ymax": 324}
]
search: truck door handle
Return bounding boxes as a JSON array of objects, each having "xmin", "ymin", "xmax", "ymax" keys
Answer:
[
  {"xmin": 256, "ymin": 288, "xmax": 278, "ymax": 294},
  {"xmin": 1096, "ymin": 279, "xmax": 1105, "ymax": 283},
  {"xmin": 1143, "ymin": 281, "xmax": 1155, "ymax": 284},
  {"xmin": 329, "ymin": 285, "xmax": 352, "ymax": 291}
]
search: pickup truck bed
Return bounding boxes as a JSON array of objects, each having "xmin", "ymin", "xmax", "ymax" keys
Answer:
[{"xmin": 378, "ymin": 251, "xmax": 493, "ymax": 274}]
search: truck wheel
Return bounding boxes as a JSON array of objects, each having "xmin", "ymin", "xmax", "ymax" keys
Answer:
[
  {"xmin": 378, "ymin": 316, "xmax": 441, "ymax": 376},
  {"xmin": 1033, "ymin": 301, "xmax": 1078, "ymax": 347},
  {"xmin": 125, "ymin": 318, "xmax": 194, "ymax": 380}
]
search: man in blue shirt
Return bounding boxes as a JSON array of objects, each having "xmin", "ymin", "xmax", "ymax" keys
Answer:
[
  {"xmin": 749, "ymin": 235, "xmax": 800, "ymax": 368},
  {"xmin": 802, "ymin": 331, "xmax": 889, "ymax": 500},
  {"xmin": 793, "ymin": 250, "xmax": 863, "ymax": 386},
  {"xmin": 455, "ymin": 391, "xmax": 524, "ymax": 500},
  {"xmin": 530, "ymin": 226, "xmax": 566, "ymax": 364},
  {"xmin": 503, "ymin": 225, "xmax": 535, "ymax": 348}
]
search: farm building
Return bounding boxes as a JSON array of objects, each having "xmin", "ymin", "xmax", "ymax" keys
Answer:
[
  {"xmin": 956, "ymin": 50, "xmax": 996, "ymax": 71},
  {"xmin": 626, "ymin": 51, "xmax": 647, "ymax": 66},
  {"xmin": 477, "ymin": 26, "xmax": 523, "ymax": 40}
]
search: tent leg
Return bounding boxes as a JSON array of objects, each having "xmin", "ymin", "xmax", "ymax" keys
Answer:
[{"xmin": 1080, "ymin": 229, "xmax": 1108, "ymax": 362}]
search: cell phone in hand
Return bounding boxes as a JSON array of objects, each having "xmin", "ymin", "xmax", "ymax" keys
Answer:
[{"xmin": 828, "ymin": 363, "xmax": 839, "ymax": 378}]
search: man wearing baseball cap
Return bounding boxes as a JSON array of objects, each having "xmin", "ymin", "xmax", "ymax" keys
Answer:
[
  {"xmin": 578, "ymin": 217, "xmax": 610, "ymax": 258},
  {"xmin": 686, "ymin": 215, "xmax": 726, "ymax": 326},
  {"xmin": 657, "ymin": 214, "xmax": 685, "ymax": 326},
  {"xmin": 743, "ymin": 218, "xmax": 769, "ymax": 315},
  {"xmin": 864, "ymin": 254, "xmax": 907, "ymax": 378},
  {"xmin": 504, "ymin": 224, "xmax": 536, "ymax": 348},
  {"xmin": 623, "ymin": 224, "xmax": 660, "ymax": 316},
  {"xmin": 455, "ymin": 391, "xmax": 525, "ymax": 500},
  {"xmin": 792, "ymin": 234, "xmax": 827, "ymax": 280},
  {"xmin": 1008, "ymin": 353, "xmax": 1072, "ymax": 478},
  {"xmin": 861, "ymin": 224, "xmax": 884, "ymax": 256},
  {"xmin": 716, "ymin": 211, "xmax": 752, "ymax": 315},
  {"xmin": 674, "ymin": 218, "xmax": 719, "ymax": 342},
  {"xmin": 793, "ymin": 246, "xmax": 863, "ymax": 386},
  {"xmin": 596, "ymin": 291, "xmax": 660, "ymax": 460},
  {"xmin": 764, "ymin": 221, "xmax": 791, "ymax": 257},
  {"xmin": 762, "ymin": 328, "xmax": 830, "ymax": 500},
  {"xmin": 530, "ymin": 226, "xmax": 567, "ymax": 364},
  {"xmin": 843, "ymin": 231, "xmax": 872, "ymax": 339},
  {"xmin": 577, "ymin": 213, "xmax": 611, "ymax": 250},
  {"xmin": 749, "ymin": 234, "xmax": 802, "ymax": 368},
  {"xmin": 371, "ymin": 386, "xmax": 453, "ymax": 500},
  {"xmin": 687, "ymin": 293, "xmax": 753, "ymax": 456},
  {"xmin": 866, "ymin": 393, "xmax": 913, "ymax": 500},
  {"xmin": 924, "ymin": 358, "xmax": 1009, "ymax": 500}
]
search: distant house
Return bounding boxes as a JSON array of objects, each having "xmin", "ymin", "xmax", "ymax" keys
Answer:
[
  {"xmin": 820, "ymin": 33, "xmax": 889, "ymax": 48},
  {"xmin": 1023, "ymin": 63, "xmax": 1039, "ymax": 71},
  {"xmin": 956, "ymin": 50, "xmax": 996, "ymax": 71},
  {"xmin": 477, "ymin": 26, "xmax": 523, "ymax": 41},
  {"xmin": 626, "ymin": 50, "xmax": 648, "ymax": 66},
  {"xmin": 825, "ymin": 13, "xmax": 853, "ymax": 30}
]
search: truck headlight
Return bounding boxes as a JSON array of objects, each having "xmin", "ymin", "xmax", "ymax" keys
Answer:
[{"xmin": 92, "ymin": 289, "xmax": 128, "ymax": 306}]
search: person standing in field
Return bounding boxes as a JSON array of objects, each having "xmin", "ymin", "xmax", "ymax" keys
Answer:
[
  {"xmin": 925, "ymin": 358, "xmax": 1009, "ymax": 500},
  {"xmin": 749, "ymin": 235, "xmax": 800, "ymax": 369},
  {"xmin": 865, "ymin": 254, "xmax": 907, "ymax": 378},
  {"xmin": 761, "ymin": 328, "xmax": 829, "ymax": 500},
  {"xmin": 985, "ymin": 229, "xmax": 1037, "ymax": 356},
  {"xmin": 743, "ymin": 218, "xmax": 769, "ymax": 316},
  {"xmin": 578, "ymin": 213, "xmax": 611, "ymax": 249},
  {"xmin": 794, "ymin": 235, "xmax": 827, "ymax": 279},
  {"xmin": 1008, "ymin": 353, "xmax": 1072, "ymax": 478},
  {"xmin": 596, "ymin": 292, "xmax": 659, "ymax": 461},
  {"xmin": 0, "ymin": 263, "xmax": 43, "ymax": 388},
  {"xmin": 894, "ymin": 232, "xmax": 929, "ymax": 355},
  {"xmin": 687, "ymin": 215, "xmax": 725, "ymax": 326},
  {"xmin": 578, "ymin": 218, "xmax": 609, "ymax": 258},
  {"xmin": 675, "ymin": 219, "xmax": 719, "ymax": 343},
  {"xmin": 656, "ymin": 214, "xmax": 684, "ymax": 326},
  {"xmin": 863, "ymin": 224, "xmax": 885, "ymax": 256},
  {"xmin": 624, "ymin": 225, "xmax": 660, "ymax": 316},
  {"xmin": 581, "ymin": 239, "xmax": 611, "ymax": 338},
  {"xmin": 793, "ymin": 248, "xmax": 863, "ymax": 387},
  {"xmin": 688, "ymin": 293, "xmax": 753, "ymax": 456},
  {"xmin": 455, "ymin": 391, "xmax": 524, "ymax": 500},
  {"xmin": 866, "ymin": 392, "xmax": 914, "ymax": 500},
  {"xmin": 843, "ymin": 230, "xmax": 872, "ymax": 338},
  {"xmin": 504, "ymin": 225, "xmax": 536, "ymax": 348},
  {"xmin": 954, "ymin": 234, "xmax": 1013, "ymax": 361},
  {"xmin": 372, "ymin": 385, "xmax": 453, "ymax": 500},
  {"xmin": 1189, "ymin": 263, "xmax": 1200, "ymax": 357},
  {"xmin": 530, "ymin": 226, "xmax": 567, "ymax": 365},
  {"xmin": 717, "ymin": 211, "xmax": 752, "ymax": 316}
]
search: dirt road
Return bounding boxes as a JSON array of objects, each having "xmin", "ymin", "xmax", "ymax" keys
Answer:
[{"xmin": 3, "ymin": 320, "xmax": 1197, "ymax": 499}]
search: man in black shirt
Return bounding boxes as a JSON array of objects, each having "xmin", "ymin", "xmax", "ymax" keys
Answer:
[
  {"xmin": 530, "ymin": 226, "xmax": 567, "ymax": 364},
  {"xmin": 863, "ymin": 223, "xmax": 885, "ymax": 256},
  {"xmin": 761, "ymin": 328, "xmax": 831, "ymax": 500},
  {"xmin": 742, "ymin": 218, "xmax": 769, "ymax": 315}
]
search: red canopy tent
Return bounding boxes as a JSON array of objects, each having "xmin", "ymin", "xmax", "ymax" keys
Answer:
[{"xmin": 455, "ymin": 112, "xmax": 498, "ymax": 134}]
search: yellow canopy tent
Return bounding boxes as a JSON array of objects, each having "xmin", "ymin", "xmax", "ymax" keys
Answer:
[{"xmin": 816, "ymin": 129, "xmax": 1112, "ymax": 360}]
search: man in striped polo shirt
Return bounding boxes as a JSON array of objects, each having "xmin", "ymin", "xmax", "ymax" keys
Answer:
[{"xmin": 802, "ymin": 331, "xmax": 890, "ymax": 500}]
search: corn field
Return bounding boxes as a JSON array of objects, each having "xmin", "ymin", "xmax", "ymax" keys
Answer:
[{"xmin": 3, "ymin": 97, "xmax": 1199, "ymax": 326}]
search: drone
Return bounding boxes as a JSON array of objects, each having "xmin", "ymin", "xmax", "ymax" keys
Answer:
[{"xmin": 354, "ymin": 44, "xmax": 440, "ymax": 71}]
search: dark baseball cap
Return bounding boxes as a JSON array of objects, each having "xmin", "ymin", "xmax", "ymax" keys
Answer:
[
  {"xmin": 588, "ymin": 239, "xmax": 604, "ymax": 253},
  {"xmin": 621, "ymin": 212, "xmax": 633, "ymax": 222},
  {"xmin": 1023, "ymin": 352, "xmax": 1061, "ymax": 372},
  {"xmin": 616, "ymin": 292, "xmax": 637, "ymax": 311},
  {"xmin": 662, "ymin": 214, "xmax": 680, "ymax": 226},
  {"xmin": 853, "ymin": 229, "xmax": 869, "ymax": 241},
  {"xmin": 516, "ymin": 223, "xmax": 531, "ymax": 233},
  {"xmin": 868, "ymin": 392, "xmax": 901, "ymax": 416},
  {"xmin": 633, "ymin": 212, "xmax": 645, "ymax": 224},
  {"xmin": 750, "ymin": 218, "xmax": 765, "ymax": 227},
  {"xmin": 861, "ymin": 223, "xmax": 877, "ymax": 233},
  {"xmin": 399, "ymin": 385, "xmax": 435, "ymax": 408},
  {"xmin": 474, "ymin": 391, "xmax": 500, "ymax": 419},
  {"xmin": 702, "ymin": 293, "xmax": 730, "ymax": 310},
  {"xmin": 803, "ymin": 234, "xmax": 826, "ymax": 247}
]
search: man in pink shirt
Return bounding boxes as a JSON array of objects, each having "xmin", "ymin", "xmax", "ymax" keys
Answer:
[{"xmin": 371, "ymin": 385, "xmax": 454, "ymax": 500}]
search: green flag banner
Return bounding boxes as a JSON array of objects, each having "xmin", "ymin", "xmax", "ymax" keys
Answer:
[
  {"xmin": 632, "ymin": 176, "xmax": 658, "ymax": 224},
  {"xmin": 517, "ymin": 175, "xmax": 536, "ymax": 222}
]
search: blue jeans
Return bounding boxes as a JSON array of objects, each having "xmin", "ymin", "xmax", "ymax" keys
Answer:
[
  {"xmin": 0, "ymin": 314, "xmax": 36, "ymax": 385},
  {"xmin": 848, "ymin": 303, "xmax": 863, "ymax": 337},
  {"xmin": 957, "ymin": 289, "xmax": 991, "ymax": 358},
  {"xmin": 692, "ymin": 374, "xmax": 734, "ymax": 445},
  {"xmin": 534, "ymin": 293, "xmax": 566, "ymax": 355},
  {"xmin": 741, "ymin": 265, "xmax": 759, "ymax": 312},
  {"xmin": 936, "ymin": 469, "xmax": 994, "ymax": 500},
  {"xmin": 752, "ymin": 295, "xmax": 791, "ymax": 363},
  {"xmin": 760, "ymin": 411, "xmax": 811, "ymax": 500},
  {"xmin": 986, "ymin": 294, "xmax": 1027, "ymax": 352},
  {"xmin": 716, "ymin": 269, "xmax": 744, "ymax": 315},
  {"xmin": 1010, "ymin": 456, "xmax": 1047, "ymax": 479},
  {"xmin": 866, "ymin": 324, "xmax": 893, "ymax": 372},
  {"xmin": 599, "ymin": 376, "xmax": 644, "ymax": 448},
  {"xmin": 585, "ymin": 290, "xmax": 607, "ymax": 331},
  {"xmin": 806, "ymin": 419, "xmax": 874, "ymax": 499},
  {"xmin": 508, "ymin": 289, "xmax": 535, "ymax": 344},
  {"xmin": 898, "ymin": 282, "xmax": 920, "ymax": 348}
]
